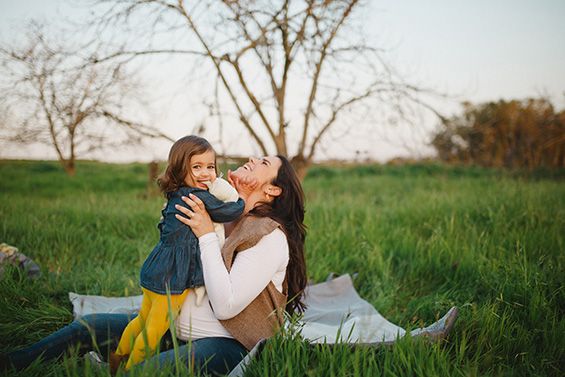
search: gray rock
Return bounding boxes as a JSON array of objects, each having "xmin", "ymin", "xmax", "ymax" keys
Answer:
[{"xmin": 0, "ymin": 243, "xmax": 41, "ymax": 279}]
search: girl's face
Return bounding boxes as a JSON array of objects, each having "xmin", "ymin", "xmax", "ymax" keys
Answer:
[{"xmin": 184, "ymin": 149, "xmax": 217, "ymax": 190}]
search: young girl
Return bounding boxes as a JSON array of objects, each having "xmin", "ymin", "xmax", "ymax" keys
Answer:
[{"xmin": 111, "ymin": 135, "xmax": 244, "ymax": 371}]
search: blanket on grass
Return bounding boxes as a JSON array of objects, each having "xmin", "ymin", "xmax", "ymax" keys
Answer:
[{"xmin": 70, "ymin": 274, "xmax": 457, "ymax": 376}]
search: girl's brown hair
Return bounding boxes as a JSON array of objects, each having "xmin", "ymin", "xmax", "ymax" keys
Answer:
[
  {"xmin": 158, "ymin": 135, "xmax": 215, "ymax": 198},
  {"xmin": 250, "ymin": 155, "xmax": 307, "ymax": 314}
]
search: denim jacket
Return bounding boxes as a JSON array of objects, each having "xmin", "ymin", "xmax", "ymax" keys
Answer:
[{"xmin": 140, "ymin": 186, "xmax": 244, "ymax": 295}]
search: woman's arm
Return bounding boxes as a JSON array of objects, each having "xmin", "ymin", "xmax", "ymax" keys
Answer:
[
  {"xmin": 174, "ymin": 194, "xmax": 289, "ymax": 319},
  {"xmin": 198, "ymin": 229, "xmax": 289, "ymax": 320}
]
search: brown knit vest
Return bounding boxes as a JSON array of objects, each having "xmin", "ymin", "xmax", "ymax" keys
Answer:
[{"xmin": 215, "ymin": 215, "xmax": 288, "ymax": 350}]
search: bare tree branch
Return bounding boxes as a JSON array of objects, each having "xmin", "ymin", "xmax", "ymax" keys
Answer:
[
  {"xmin": 80, "ymin": 0, "xmax": 446, "ymax": 178},
  {"xmin": 175, "ymin": 1, "xmax": 269, "ymax": 155},
  {"xmin": 88, "ymin": 48, "xmax": 209, "ymax": 65},
  {"xmin": 300, "ymin": 0, "xmax": 359, "ymax": 158},
  {"xmin": 0, "ymin": 24, "xmax": 172, "ymax": 175}
]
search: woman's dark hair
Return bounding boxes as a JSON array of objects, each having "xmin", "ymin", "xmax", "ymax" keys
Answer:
[
  {"xmin": 250, "ymin": 155, "xmax": 307, "ymax": 314},
  {"xmin": 158, "ymin": 135, "xmax": 215, "ymax": 198}
]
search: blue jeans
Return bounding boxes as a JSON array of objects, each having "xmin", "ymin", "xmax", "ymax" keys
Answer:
[{"xmin": 4, "ymin": 313, "xmax": 247, "ymax": 376}]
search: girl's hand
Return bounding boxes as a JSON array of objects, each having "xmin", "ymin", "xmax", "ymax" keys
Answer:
[
  {"xmin": 227, "ymin": 169, "xmax": 259, "ymax": 202},
  {"xmin": 175, "ymin": 193, "xmax": 214, "ymax": 238}
]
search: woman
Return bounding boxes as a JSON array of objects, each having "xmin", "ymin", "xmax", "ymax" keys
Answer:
[{"xmin": 2, "ymin": 155, "xmax": 307, "ymax": 376}]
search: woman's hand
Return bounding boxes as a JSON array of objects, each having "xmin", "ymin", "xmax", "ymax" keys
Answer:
[
  {"xmin": 175, "ymin": 193, "xmax": 215, "ymax": 238},
  {"xmin": 227, "ymin": 169, "xmax": 259, "ymax": 202}
]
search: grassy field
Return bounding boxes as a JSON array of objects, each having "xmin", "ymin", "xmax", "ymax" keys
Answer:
[{"xmin": 0, "ymin": 160, "xmax": 563, "ymax": 376}]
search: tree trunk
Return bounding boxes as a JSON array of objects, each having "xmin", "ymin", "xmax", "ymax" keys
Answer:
[
  {"xmin": 61, "ymin": 159, "xmax": 76, "ymax": 176},
  {"xmin": 146, "ymin": 161, "xmax": 160, "ymax": 198},
  {"xmin": 290, "ymin": 154, "xmax": 311, "ymax": 181},
  {"xmin": 274, "ymin": 134, "xmax": 287, "ymax": 157}
]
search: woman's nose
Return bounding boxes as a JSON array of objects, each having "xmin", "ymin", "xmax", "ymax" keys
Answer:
[{"xmin": 249, "ymin": 156, "xmax": 258, "ymax": 164}]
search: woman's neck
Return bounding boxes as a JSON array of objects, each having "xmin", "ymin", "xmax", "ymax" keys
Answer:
[{"xmin": 241, "ymin": 192, "xmax": 264, "ymax": 214}]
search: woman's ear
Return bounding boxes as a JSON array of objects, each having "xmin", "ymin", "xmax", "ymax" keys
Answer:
[{"xmin": 266, "ymin": 184, "xmax": 282, "ymax": 197}]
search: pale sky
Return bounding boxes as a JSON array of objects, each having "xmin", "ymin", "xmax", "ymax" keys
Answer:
[{"xmin": 1, "ymin": 0, "xmax": 564, "ymax": 163}]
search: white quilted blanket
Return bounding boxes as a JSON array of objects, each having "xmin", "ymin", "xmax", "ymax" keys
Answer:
[{"xmin": 70, "ymin": 274, "xmax": 456, "ymax": 376}]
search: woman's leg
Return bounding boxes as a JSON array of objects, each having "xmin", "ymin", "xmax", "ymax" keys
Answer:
[
  {"xmin": 3, "ymin": 313, "xmax": 131, "ymax": 370},
  {"xmin": 115, "ymin": 290, "xmax": 153, "ymax": 356},
  {"xmin": 124, "ymin": 289, "xmax": 188, "ymax": 370},
  {"xmin": 136, "ymin": 337, "xmax": 247, "ymax": 376}
]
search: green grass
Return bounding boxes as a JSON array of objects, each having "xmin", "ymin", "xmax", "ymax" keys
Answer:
[{"xmin": 1, "ymin": 160, "xmax": 564, "ymax": 376}]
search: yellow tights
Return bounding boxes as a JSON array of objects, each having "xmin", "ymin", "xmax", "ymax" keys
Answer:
[{"xmin": 115, "ymin": 287, "xmax": 189, "ymax": 370}]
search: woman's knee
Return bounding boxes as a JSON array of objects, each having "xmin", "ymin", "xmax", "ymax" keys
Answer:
[
  {"xmin": 74, "ymin": 314, "xmax": 131, "ymax": 348},
  {"xmin": 76, "ymin": 314, "xmax": 97, "ymax": 328},
  {"xmin": 79, "ymin": 313, "xmax": 127, "ymax": 325}
]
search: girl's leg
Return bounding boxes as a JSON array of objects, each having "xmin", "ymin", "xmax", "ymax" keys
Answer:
[
  {"xmin": 3, "ymin": 313, "xmax": 131, "ymax": 371},
  {"xmin": 135, "ymin": 337, "xmax": 247, "ymax": 376},
  {"xmin": 115, "ymin": 289, "xmax": 153, "ymax": 356},
  {"xmin": 124, "ymin": 289, "xmax": 188, "ymax": 370}
]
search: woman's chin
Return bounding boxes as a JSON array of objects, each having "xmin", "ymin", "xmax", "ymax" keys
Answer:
[{"xmin": 231, "ymin": 167, "xmax": 248, "ymax": 179}]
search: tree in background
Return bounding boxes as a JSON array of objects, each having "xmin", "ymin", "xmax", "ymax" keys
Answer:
[
  {"xmin": 88, "ymin": 0, "xmax": 441, "ymax": 178},
  {"xmin": 0, "ymin": 24, "xmax": 172, "ymax": 175},
  {"xmin": 432, "ymin": 98, "xmax": 565, "ymax": 169}
]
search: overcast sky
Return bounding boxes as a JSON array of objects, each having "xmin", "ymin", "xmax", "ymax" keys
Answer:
[{"xmin": 1, "ymin": 0, "xmax": 564, "ymax": 163}]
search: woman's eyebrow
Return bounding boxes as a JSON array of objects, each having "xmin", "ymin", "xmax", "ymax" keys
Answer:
[{"xmin": 261, "ymin": 158, "xmax": 271, "ymax": 165}]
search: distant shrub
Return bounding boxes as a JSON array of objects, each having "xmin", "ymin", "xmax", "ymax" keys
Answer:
[{"xmin": 432, "ymin": 98, "xmax": 565, "ymax": 169}]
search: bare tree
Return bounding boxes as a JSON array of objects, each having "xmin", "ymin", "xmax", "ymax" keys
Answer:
[
  {"xmin": 0, "ymin": 23, "xmax": 172, "ymax": 175},
  {"xmin": 87, "ymin": 0, "xmax": 440, "ymax": 178}
]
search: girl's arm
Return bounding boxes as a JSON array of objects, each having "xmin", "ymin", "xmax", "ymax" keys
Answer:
[{"xmin": 190, "ymin": 189, "xmax": 245, "ymax": 223}]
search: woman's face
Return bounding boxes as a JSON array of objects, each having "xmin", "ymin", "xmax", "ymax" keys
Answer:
[{"xmin": 233, "ymin": 156, "xmax": 282, "ymax": 186}]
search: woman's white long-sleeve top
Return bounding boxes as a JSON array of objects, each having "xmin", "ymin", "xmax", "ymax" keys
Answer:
[{"xmin": 175, "ymin": 228, "xmax": 289, "ymax": 341}]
